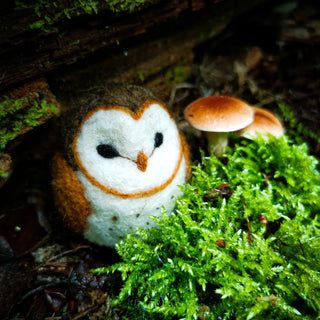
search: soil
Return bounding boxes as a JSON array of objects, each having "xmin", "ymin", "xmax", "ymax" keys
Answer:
[{"xmin": 0, "ymin": 0, "xmax": 319, "ymax": 319}]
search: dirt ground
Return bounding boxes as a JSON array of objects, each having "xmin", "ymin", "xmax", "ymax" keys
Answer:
[{"xmin": 0, "ymin": 0, "xmax": 319, "ymax": 319}]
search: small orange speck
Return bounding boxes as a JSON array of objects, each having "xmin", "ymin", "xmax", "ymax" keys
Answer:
[
  {"xmin": 215, "ymin": 239, "xmax": 226, "ymax": 248},
  {"xmin": 259, "ymin": 214, "xmax": 268, "ymax": 224}
]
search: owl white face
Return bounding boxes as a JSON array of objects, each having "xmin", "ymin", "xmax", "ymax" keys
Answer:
[{"xmin": 73, "ymin": 102, "xmax": 182, "ymax": 196}]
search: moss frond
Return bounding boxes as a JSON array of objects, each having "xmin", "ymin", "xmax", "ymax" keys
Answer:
[{"xmin": 94, "ymin": 134, "xmax": 320, "ymax": 319}]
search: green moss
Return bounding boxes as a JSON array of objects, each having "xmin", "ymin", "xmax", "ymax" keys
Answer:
[
  {"xmin": 137, "ymin": 70, "xmax": 145, "ymax": 82},
  {"xmin": 278, "ymin": 104, "xmax": 320, "ymax": 146},
  {"xmin": 15, "ymin": 0, "xmax": 153, "ymax": 32},
  {"xmin": 106, "ymin": 0, "xmax": 152, "ymax": 13},
  {"xmin": 0, "ymin": 152, "xmax": 11, "ymax": 179},
  {"xmin": 165, "ymin": 65, "xmax": 191, "ymax": 84},
  {"xmin": 94, "ymin": 134, "xmax": 320, "ymax": 319},
  {"xmin": 71, "ymin": 39, "xmax": 81, "ymax": 45},
  {"xmin": 0, "ymin": 95, "xmax": 60, "ymax": 149}
]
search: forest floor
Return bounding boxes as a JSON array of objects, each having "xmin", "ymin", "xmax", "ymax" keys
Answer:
[{"xmin": 0, "ymin": 0, "xmax": 320, "ymax": 319}]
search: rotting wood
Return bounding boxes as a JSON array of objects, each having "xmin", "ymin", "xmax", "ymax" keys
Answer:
[
  {"xmin": 50, "ymin": 0, "xmax": 266, "ymax": 103},
  {"xmin": 0, "ymin": 78, "xmax": 61, "ymax": 151},
  {"xmin": 0, "ymin": 0, "xmax": 265, "ymax": 93}
]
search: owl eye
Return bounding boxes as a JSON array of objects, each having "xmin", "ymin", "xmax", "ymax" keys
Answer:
[
  {"xmin": 97, "ymin": 144, "xmax": 119, "ymax": 158},
  {"xmin": 154, "ymin": 132, "xmax": 163, "ymax": 148}
]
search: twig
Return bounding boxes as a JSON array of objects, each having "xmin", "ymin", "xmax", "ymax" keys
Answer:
[
  {"xmin": 70, "ymin": 292, "xmax": 110, "ymax": 320},
  {"xmin": 46, "ymin": 245, "xmax": 91, "ymax": 263},
  {"xmin": 298, "ymin": 239, "xmax": 306, "ymax": 258},
  {"xmin": 16, "ymin": 234, "xmax": 51, "ymax": 259},
  {"xmin": 246, "ymin": 216, "xmax": 253, "ymax": 244},
  {"xmin": 242, "ymin": 197, "xmax": 253, "ymax": 243},
  {"xmin": 168, "ymin": 82, "xmax": 196, "ymax": 107},
  {"xmin": 18, "ymin": 281, "xmax": 70, "ymax": 304}
]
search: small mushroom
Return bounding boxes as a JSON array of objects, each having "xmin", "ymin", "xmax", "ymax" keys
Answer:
[
  {"xmin": 237, "ymin": 107, "xmax": 284, "ymax": 139},
  {"xmin": 184, "ymin": 95, "xmax": 254, "ymax": 155}
]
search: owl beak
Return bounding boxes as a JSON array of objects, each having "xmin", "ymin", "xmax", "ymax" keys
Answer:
[{"xmin": 137, "ymin": 150, "xmax": 148, "ymax": 172}]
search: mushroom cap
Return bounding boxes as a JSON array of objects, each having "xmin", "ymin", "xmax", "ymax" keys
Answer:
[
  {"xmin": 184, "ymin": 95, "xmax": 254, "ymax": 132},
  {"xmin": 237, "ymin": 107, "xmax": 284, "ymax": 139}
]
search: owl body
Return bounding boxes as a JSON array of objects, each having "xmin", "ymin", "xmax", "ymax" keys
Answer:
[
  {"xmin": 78, "ymin": 156, "xmax": 187, "ymax": 247},
  {"xmin": 52, "ymin": 85, "xmax": 190, "ymax": 247}
]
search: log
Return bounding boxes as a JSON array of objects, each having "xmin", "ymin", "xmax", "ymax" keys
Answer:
[{"xmin": 0, "ymin": 0, "xmax": 264, "ymax": 93}]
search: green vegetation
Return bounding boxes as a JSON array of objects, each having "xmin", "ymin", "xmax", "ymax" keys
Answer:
[
  {"xmin": 15, "ymin": 0, "xmax": 153, "ymax": 32},
  {"xmin": 0, "ymin": 153, "xmax": 11, "ymax": 179},
  {"xmin": 15, "ymin": 0, "xmax": 99, "ymax": 31},
  {"xmin": 0, "ymin": 94, "xmax": 60, "ymax": 149},
  {"xmin": 165, "ymin": 65, "xmax": 191, "ymax": 84},
  {"xmin": 107, "ymin": 0, "xmax": 152, "ymax": 13},
  {"xmin": 94, "ymin": 131, "xmax": 320, "ymax": 319},
  {"xmin": 137, "ymin": 70, "xmax": 145, "ymax": 82},
  {"xmin": 278, "ymin": 103, "xmax": 320, "ymax": 146}
]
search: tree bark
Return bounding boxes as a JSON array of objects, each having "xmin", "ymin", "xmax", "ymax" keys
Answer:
[{"xmin": 0, "ymin": 0, "xmax": 264, "ymax": 93}]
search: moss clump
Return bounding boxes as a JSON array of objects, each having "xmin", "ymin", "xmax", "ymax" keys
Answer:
[
  {"xmin": 106, "ymin": 0, "xmax": 153, "ymax": 13},
  {"xmin": 165, "ymin": 65, "xmax": 191, "ymax": 84},
  {"xmin": 0, "ymin": 153, "xmax": 12, "ymax": 183},
  {"xmin": 95, "ymin": 135, "xmax": 320, "ymax": 319},
  {"xmin": 278, "ymin": 103, "xmax": 320, "ymax": 146},
  {"xmin": 0, "ymin": 80, "xmax": 60, "ymax": 149},
  {"xmin": 15, "ymin": 0, "xmax": 99, "ymax": 31},
  {"xmin": 0, "ymin": 96, "xmax": 60, "ymax": 149},
  {"xmin": 15, "ymin": 0, "xmax": 154, "ymax": 32}
]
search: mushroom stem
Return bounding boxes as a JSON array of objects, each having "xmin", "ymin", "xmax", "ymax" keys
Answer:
[{"xmin": 206, "ymin": 132, "xmax": 229, "ymax": 156}]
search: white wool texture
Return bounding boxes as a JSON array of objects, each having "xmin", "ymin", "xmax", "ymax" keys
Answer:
[
  {"xmin": 79, "ymin": 157, "xmax": 186, "ymax": 247},
  {"xmin": 75, "ymin": 103, "xmax": 187, "ymax": 247},
  {"xmin": 76, "ymin": 104, "xmax": 181, "ymax": 193}
]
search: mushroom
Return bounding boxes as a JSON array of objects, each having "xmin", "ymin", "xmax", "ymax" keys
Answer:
[
  {"xmin": 237, "ymin": 107, "xmax": 284, "ymax": 140},
  {"xmin": 184, "ymin": 95, "xmax": 254, "ymax": 155}
]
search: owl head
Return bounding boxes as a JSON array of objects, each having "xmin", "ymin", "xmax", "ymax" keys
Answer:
[{"xmin": 58, "ymin": 84, "xmax": 185, "ymax": 198}]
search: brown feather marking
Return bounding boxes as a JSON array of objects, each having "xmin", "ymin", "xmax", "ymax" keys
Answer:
[{"xmin": 52, "ymin": 153, "xmax": 90, "ymax": 234}]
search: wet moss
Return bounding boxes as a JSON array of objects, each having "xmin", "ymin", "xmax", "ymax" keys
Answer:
[
  {"xmin": 15, "ymin": 0, "xmax": 154, "ymax": 32},
  {"xmin": 94, "ymin": 133, "xmax": 320, "ymax": 319},
  {"xmin": 165, "ymin": 64, "xmax": 191, "ymax": 84},
  {"xmin": 0, "ymin": 80, "xmax": 60, "ymax": 150}
]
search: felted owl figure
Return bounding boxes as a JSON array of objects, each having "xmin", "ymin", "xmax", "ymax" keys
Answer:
[{"xmin": 52, "ymin": 84, "xmax": 191, "ymax": 247}]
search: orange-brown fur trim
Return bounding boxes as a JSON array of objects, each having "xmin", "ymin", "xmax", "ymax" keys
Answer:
[
  {"xmin": 52, "ymin": 153, "xmax": 90, "ymax": 234},
  {"xmin": 72, "ymin": 100, "xmax": 184, "ymax": 199},
  {"xmin": 180, "ymin": 133, "xmax": 192, "ymax": 180}
]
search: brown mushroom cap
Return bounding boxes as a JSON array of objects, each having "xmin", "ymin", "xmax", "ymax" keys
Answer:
[
  {"xmin": 237, "ymin": 107, "xmax": 284, "ymax": 139},
  {"xmin": 184, "ymin": 95, "xmax": 254, "ymax": 132}
]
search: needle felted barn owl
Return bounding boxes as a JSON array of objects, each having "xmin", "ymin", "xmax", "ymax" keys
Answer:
[{"xmin": 52, "ymin": 84, "xmax": 191, "ymax": 247}]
